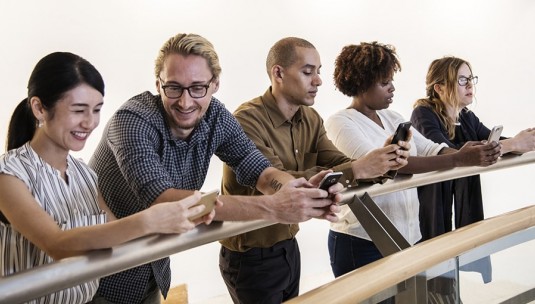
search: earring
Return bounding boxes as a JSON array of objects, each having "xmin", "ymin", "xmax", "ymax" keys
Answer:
[{"xmin": 37, "ymin": 120, "xmax": 43, "ymax": 128}]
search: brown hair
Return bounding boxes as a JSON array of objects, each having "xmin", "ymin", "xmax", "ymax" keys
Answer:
[{"xmin": 414, "ymin": 56, "xmax": 473, "ymax": 139}]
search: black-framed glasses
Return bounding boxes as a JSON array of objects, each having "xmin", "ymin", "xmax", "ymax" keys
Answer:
[
  {"xmin": 159, "ymin": 76, "xmax": 215, "ymax": 99},
  {"xmin": 458, "ymin": 75, "xmax": 478, "ymax": 86}
]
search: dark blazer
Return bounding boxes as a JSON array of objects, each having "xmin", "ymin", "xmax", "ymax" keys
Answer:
[{"xmin": 411, "ymin": 106, "xmax": 492, "ymax": 283}]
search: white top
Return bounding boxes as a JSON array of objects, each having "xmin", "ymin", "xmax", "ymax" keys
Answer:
[
  {"xmin": 0, "ymin": 143, "xmax": 106, "ymax": 304},
  {"xmin": 325, "ymin": 108, "xmax": 447, "ymax": 244}
]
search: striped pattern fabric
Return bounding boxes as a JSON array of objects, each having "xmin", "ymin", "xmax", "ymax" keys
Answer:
[{"xmin": 0, "ymin": 143, "xmax": 107, "ymax": 304}]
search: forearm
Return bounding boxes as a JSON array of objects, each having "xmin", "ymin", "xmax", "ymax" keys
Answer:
[
  {"xmin": 351, "ymin": 158, "xmax": 377, "ymax": 179},
  {"xmin": 399, "ymin": 155, "xmax": 455, "ymax": 174},
  {"xmin": 153, "ymin": 188, "xmax": 195, "ymax": 205},
  {"xmin": 48, "ymin": 211, "xmax": 153, "ymax": 259},
  {"xmin": 214, "ymin": 194, "xmax": 275, "ymax": 221},
  {"xmin": 498, "ymin": 128, "xmax": 535, "ymax": 154},
  {"xmin": 255, "ymin": 167, "xmax": 295, "ymax": 195},
  {"xmin": 398, "ymin": 147, "xmax": 458, "ymax": 174},
  {"xmin": 215, "ymin": 179, "xmax": 336, "ymax": 224}
]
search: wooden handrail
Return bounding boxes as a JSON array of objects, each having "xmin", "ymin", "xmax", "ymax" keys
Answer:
[
  {"xmin": 340, "ymin": 152, "xmax": 535, "ymax": 203},
  {"xmin": 0, "ymin": 152, "xmax": 534, "ymax": 303},
  {"xmin": 285, "ymin": 205, "xmax": 535, "ymax": 304}
]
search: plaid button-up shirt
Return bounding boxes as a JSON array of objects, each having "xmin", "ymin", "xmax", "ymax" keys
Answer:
[{"xmin": 90, "ymin": 91, "xmax": 271, "ymax": 303}]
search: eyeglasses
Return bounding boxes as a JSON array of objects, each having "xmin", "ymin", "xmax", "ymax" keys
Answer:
[
  {"xmin": 458, "ymin": 75, "xmax": 478, "ymax": 86},
  {"xmin": 159, "ymin": 76, "xmax": 215, "ymax": 99}
]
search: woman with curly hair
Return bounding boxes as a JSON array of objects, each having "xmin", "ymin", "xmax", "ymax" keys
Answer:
[{"xmin": 325, "ymin": 42, "xmax": 500, "ymax": 302}]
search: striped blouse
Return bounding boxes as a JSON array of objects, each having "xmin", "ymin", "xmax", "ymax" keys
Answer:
[{"xmin": 0, "ymin": 143, "xmax": 107, "ymax": 304}]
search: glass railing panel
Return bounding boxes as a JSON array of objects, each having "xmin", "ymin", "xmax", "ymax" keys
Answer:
[
  {"xmin": 459, "ymin": 237, "xmax": 535, "ymax": 303},
  {"xmin": 355, "ymin": 227, "xmax": 535, "ymax": 304}
]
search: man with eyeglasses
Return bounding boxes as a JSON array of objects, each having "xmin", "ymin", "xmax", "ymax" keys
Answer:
[
  {"xmin": 219, "ymin": 37, "xmax": 412, "ymax": 304},
  {"xmin": 89, "ymin": 33, "xmax": 343, "ymax": 304}
]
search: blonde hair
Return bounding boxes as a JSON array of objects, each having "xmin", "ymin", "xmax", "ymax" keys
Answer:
[
  {"xmin": 154, "ymin": 33, "xmax": 222, "ymax": 79},
  {"xmin": 414, "ymin": 56, "xmax": 472, "ymax": 140}
]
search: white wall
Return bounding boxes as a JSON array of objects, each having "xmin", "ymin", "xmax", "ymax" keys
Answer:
[{"xmin": 1, "ymin": 0, "xmax": 534, "ymax": 302}]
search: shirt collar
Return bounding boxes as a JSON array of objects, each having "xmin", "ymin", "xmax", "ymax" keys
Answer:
[{"xmin": 261, "ymin": 87, "xmax": 303, "ymax": 128}]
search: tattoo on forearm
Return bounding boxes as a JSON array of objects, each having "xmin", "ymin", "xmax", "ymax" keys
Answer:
[{"xmin": 270, "ymin": 179, "xmax": 283, "ymax": 191}]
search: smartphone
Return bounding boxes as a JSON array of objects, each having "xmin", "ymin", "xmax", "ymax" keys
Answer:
[
  {"xmin": 188, "ymin": 189, "xmax": 220, "ymax": 220},
  {"xmin": 318, "ymin": 172, "xmax": 343, "ymax": 191},
  {"xmin": 390, "ymin": 121, "xmax": 412, "ymax": 146},
  {"xmin": 487, "ymin": 125, "xmax": 503, "ymax": 143},
  {"xmin": 385, "ymin": 122, "xmax": 412, "ymax": 179}
]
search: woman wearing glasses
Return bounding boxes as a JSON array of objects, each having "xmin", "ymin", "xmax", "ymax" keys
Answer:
[
  {"xmin": 410, "ymin": 56, "xmax": 535, "ymax": 300},
  {"xmin": 325, "ymin": 42, "xmax": 503, "ymax": 304}
]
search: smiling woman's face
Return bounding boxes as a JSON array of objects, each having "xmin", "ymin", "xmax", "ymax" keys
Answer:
[{"xmin": 38, "ymin": 83, "xmax": 103, "ymax": 152}]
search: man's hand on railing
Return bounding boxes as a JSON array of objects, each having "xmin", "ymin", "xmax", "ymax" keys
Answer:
[{"xmin": 456, "ymin": 140, "xmax": 501, "ymax": 166}]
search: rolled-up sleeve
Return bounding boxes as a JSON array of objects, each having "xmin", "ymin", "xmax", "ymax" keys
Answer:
[
  {"xmin": 214, "ymin": 107, "xmax": 272, "ymax": 188},
  {"xmin": 107, "ymin": 110, "xmax": 174, "ymax": 206}
]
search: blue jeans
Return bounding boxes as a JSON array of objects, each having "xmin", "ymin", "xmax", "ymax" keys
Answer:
[
  {"xmin": 328, "ymin": 230, "xmax": 394, "ymax": 304},
  {"xmin": 328, "ymin": 230, "xmax": 384, "ymax": 277}
]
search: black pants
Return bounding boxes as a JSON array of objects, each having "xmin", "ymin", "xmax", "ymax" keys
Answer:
[{"xmin": 219, "ymin": 238, "xmax": 301, "ymax": 304}]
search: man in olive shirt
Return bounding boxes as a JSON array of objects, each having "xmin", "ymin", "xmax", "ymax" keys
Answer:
[{"xmin": 219, "ymin": 37, "xmax": 409, "ymax": 303}]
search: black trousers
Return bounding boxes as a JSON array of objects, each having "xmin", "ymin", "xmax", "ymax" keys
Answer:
[{"xmin": 219, "ymin": 238, "xmax": 301, "ymax": 304}]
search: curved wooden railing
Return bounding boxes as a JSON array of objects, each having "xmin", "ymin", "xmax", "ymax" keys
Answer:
[
  {"xmin": 285, "ymin": 205, "xmax": 535, "ymax": 303},
  {"xmin": 0, "ymin": 152, "xmax": 534, "ymax": 303},
  {"xmin": 339, "ymin": 151, "xmax": 535, "ymax": 201}
]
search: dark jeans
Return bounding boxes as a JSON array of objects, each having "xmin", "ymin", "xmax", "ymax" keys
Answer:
[
  {"xmin": 328, "ymin": 230, "xmax": 393, "ymax": 304},
  {"xmin": 328, "ymin": 230, "xmax": 384, "ymax": 277},
  {"xmin": 219, "ymin": 238, "xmax": 301, "ymax": 304}
]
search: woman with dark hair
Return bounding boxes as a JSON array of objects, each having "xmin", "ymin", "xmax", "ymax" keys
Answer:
[
  {"xmin": 325, "ymin": 42, "xmax": 501, "ymax": 303},
  {"xmin": 0, "ymin": 52, "xmax": 214, "ymax": 304}
]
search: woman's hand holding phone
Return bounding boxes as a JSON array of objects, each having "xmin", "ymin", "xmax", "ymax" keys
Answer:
[
  {"xmin": 188, "ymin": 189, "xmax": 220, "ymax": 221},
  {"xmin": 385, "ymin": 122, "xmax": 412, "ymax": 178}
]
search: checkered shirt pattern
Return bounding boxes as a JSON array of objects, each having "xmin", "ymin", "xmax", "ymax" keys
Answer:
[{"xmin": 89, "ymin": 91, "xmax": 271, "ymax": 303}]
